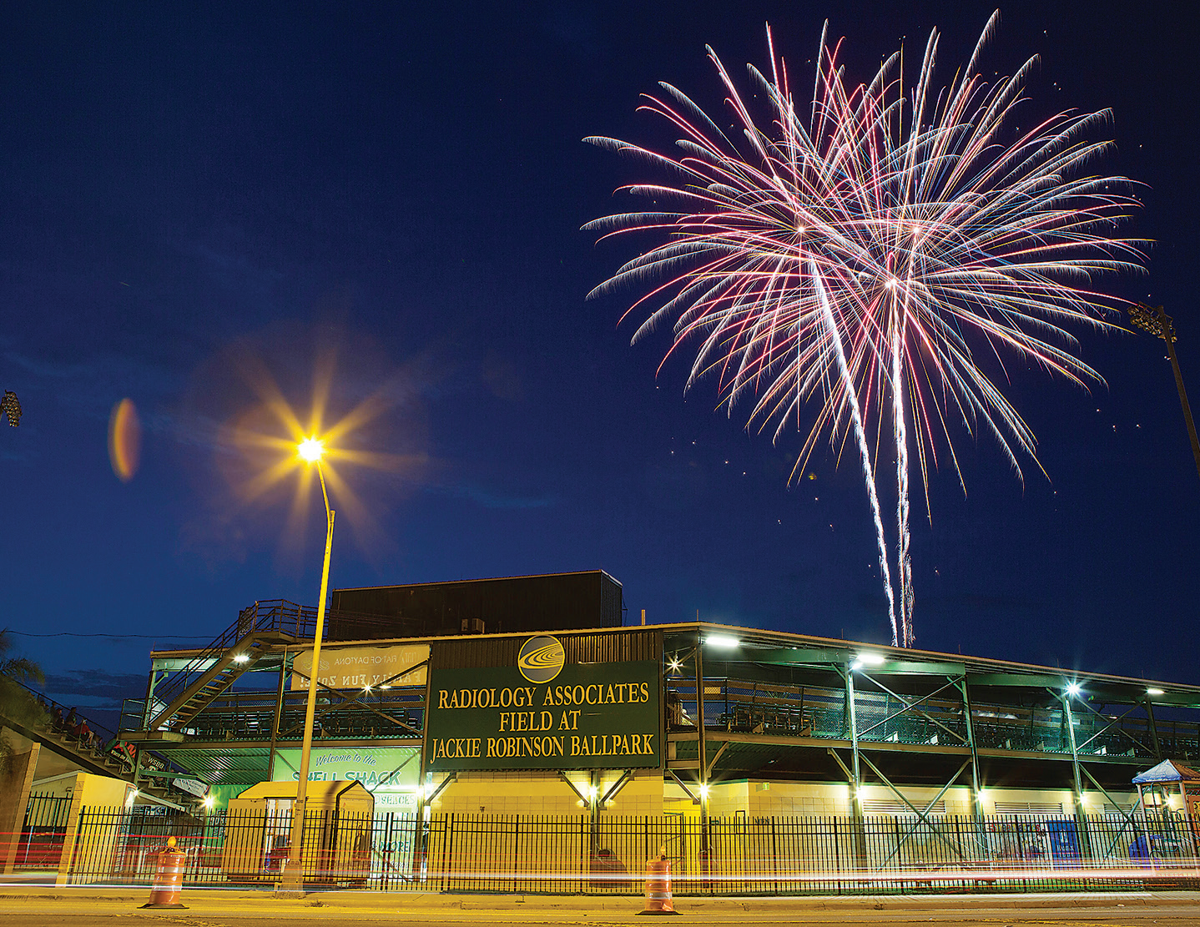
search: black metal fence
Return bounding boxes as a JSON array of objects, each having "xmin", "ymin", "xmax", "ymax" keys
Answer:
[
  {"xmin": 52, "ymin": 807, "xmax": 1200, "ymax": 894},
  {"xmin": 13, "ymin": 792, "xmax": 74, "ymax": 870}
]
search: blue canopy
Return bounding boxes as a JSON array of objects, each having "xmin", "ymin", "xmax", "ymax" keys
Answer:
[{"xmin": 1132, "ymin": 759, "xmax": 1200, "ymax": 785}]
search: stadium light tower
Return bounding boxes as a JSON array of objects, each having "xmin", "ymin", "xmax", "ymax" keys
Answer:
[{"xmin": 1128, "ymin": 303, "xmax": 1200, "ymax": 484}]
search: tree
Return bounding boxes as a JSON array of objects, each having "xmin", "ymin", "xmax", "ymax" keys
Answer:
[
  {"xmin": 0, "ymin": 629, "xmax": 47, "ymax": 774},
  {"xmin": 0, "ymin": 390, "xmax": 20, "ymax": 427}
]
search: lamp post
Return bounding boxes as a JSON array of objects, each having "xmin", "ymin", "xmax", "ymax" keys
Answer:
[
  {"xmin": 281, "ymin": 436, "xmax": 335, "ymax": 891},
  {"xmin": 1128, "ymin": 303, "xmax": 1200, "ymax": 484}
]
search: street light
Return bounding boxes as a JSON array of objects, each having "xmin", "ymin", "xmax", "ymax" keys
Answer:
[
  {"xmin": 281, "ymin": 435, "xmax": 336, "ymax": 891},
  {"xmin": 1128, "ymin": 303, "xmax": 1200, "ymax": 483}
]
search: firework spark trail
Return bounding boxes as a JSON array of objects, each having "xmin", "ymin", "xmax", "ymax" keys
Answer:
[
  {"xmin": 891, "ymin": 327, "xmax": 914, "ymax": 647},
  {"xmin": 811, "ymin": 260, "xmax": 899, "ymax": 644},
  {"xmin": 585, "ymin": 12, "xmax": 1144, "ymax": 645}
]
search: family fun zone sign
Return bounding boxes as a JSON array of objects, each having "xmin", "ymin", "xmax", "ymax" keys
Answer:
[
  {"xmin": 291, "ymin": 643, "xmax": 429, "ymax": 692},
  {"xmin": 425, "ymin": 635, "xmax": 661, "ymax": 771}
]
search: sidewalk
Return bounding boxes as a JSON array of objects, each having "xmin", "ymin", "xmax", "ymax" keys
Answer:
[{"xmin": 2, "ymin": 884, "xmax": 1199, "ymax": 916}]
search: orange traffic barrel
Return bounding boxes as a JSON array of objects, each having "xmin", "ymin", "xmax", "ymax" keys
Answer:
[
  {"xmin": 140, "ymin": 837, "xmax": 188, "ymax": 910},
  {"xmin": 637, "ymin": 848, "xmax": 679, "ymax": 915}
]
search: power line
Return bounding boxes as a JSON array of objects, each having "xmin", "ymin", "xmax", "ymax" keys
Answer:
[{"xmin": 6, "ymin": 631, "xmax": 210, "ymax": 640}]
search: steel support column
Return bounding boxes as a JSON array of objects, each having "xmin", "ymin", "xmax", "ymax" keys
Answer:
[
  {"xmin": 844, "ymin": 664, "xmax": 866, "ymax": 868},
  {"xmin": 694, "ymin": 632, "xmax": 709, "ymax": 852},
  {"xmin": 1060, "ymin": 692, "xmax": 1094, "ymax": 860},
  {"xmin": 1145, "ymin": 698, "xmax": 1164, "ymax": 761},
  {"xmin": 141, "ymin": 669, "xmax": 166, "ymax": 730},
  {"xmin": 845, "ymin": 666, "xmax": 862, "ymax": 812},
  {"xmin": 266, "ymin": 649, "xmax": 289, "ymax": 781},
  {"xmin": 413, "ymin": 648, "xmax": 435, "ymax": 879},
  {"xmin": 957, "ymin": 676, "xmax": 984, "ymax": 823}
]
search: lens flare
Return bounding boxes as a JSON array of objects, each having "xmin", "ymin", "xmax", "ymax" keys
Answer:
[
  {"xmin": 213, "ymin": 338, "xmax": 430, "ymax": 568},
  {"xmin": 108, "ymin": 398, "xmax": 142, "ymax": 482}
]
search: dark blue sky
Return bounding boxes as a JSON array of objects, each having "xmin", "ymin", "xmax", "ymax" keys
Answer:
[{"xmin": 2, "ymin": 1, "xmax": 1196, "ymax": 723}]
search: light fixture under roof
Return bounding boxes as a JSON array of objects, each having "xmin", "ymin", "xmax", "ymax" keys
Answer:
[
  {"xmin": 704, "ymin": 635, "xmax": 740, "ymax": 649},
  {"xmin": 1147, "ymin": 687, "xmax": 1165, "ymax": 696}
]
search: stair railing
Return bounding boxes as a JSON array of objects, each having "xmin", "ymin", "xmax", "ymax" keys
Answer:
[{"xmin": 146, "ymin": 600, "xmax": 317, "ymax": 719}]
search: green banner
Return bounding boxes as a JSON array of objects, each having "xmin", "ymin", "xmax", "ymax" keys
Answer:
[
  {"xmin": 426, "ymin": 658, "xmax": 661, "ymax": 771},
  {"xmin": 272, "ymin": 746, "xmax": 421, "ymax": 812}
]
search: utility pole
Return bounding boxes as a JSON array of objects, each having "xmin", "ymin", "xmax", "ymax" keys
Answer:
[{"xmin": 1128, "ymin": 303, "xmax": 1200, "ymax": 483}]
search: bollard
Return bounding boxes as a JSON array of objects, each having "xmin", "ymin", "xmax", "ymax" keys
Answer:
[
  {"xmin": 140, "ymin": 836, "xmax": 188, "ymax": 910},
  {"xmin": 637, "ymin": 846, "xmax": 679, "ymax": 915}
]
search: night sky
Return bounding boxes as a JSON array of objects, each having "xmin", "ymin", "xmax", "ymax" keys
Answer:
[{"xmin": 2, "ymin": 1, "xmax": 1196, "ymax": 727}]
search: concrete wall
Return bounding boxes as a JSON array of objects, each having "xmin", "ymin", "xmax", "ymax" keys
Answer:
[
  {"xmin": 663, "ymin": 778, "xmax": 1139, "ymax": 821},
  {"xmin": 54, "ymin": 773, "xmax": 135, "ymax": 886},
  {"xmin": 430, "ymin": 768, "xmax": 664, "ymax": 817},
  {"xmin": 0, "ymin": 728, "xmax": 40, "ymax": 874},
  {"xmin": 746, "ymin": 780, "xmax": 853, "ymax": 817}
]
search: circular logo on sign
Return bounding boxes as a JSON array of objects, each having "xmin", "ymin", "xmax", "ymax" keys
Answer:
[{"xmin": 518, "ymin": 635, "xmax": 566, "ymax": 683}]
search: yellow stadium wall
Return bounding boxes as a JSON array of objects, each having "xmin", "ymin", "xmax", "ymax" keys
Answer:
[
  {"xmin": 430, "ymin": 768, "xmax": 664, "ymax": 817},
  {"xmin": 55, "ymin": 773, "xmax": 135, "ymax": 886}
]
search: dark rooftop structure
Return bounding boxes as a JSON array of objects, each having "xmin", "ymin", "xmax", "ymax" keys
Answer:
[{"xmin": 329, "ymin": 569, "xmax": 623, "ymax": 639}]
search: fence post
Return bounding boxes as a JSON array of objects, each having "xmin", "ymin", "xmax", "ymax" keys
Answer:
[
  {"xmin": 441, "ymin": 813, "xmax": 453, "ymax": 893},
  {"xmin": 832, "ymin": 817, "xmax": 841, "ymax": 894},
  {"xmin": 512, "ymin": 815, "xmax": 520, "ymax": 894},
  {"xmin": 55, "ymin": 802, "xmax": 87, "ymax": 887},
  {"xmin": 771, "ymin": 816, "xmax": 779, "ymax": 895}
]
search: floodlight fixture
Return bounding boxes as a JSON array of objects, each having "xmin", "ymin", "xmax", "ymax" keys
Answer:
[
  {"xmin": 1128, "ymin": 303, "xmax": 1200, "ymax": 482},
  {"xmin": 853, "ymin": 652, "xmax": 885, "ymax": 670}
]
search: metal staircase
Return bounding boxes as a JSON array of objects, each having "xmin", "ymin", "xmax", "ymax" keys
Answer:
[
  {"xmin": 148, "ymin": 633, "xmax": 275, "ymax": 731},
  {"xmin": 143, "ymin": 600, "xmax": 314, "ymax": 733}
]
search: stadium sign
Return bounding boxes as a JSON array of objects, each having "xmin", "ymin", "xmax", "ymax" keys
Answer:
[{"xmin": 426, "ymin": 635, "xmax": 660, "ymax": 771}]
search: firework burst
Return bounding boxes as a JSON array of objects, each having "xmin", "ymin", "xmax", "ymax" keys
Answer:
[{"xmin": 585, "ymin": 12, "xmax": 1144, "ymax": 646}]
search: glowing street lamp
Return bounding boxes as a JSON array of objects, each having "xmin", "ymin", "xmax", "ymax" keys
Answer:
[
  {"xmin": 298, "ymin": 436, "xmax": 324, "ymax": 464},
  {"xmin": 282, "ymin": 434, "xmax": 336, "ymax": 890}
]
